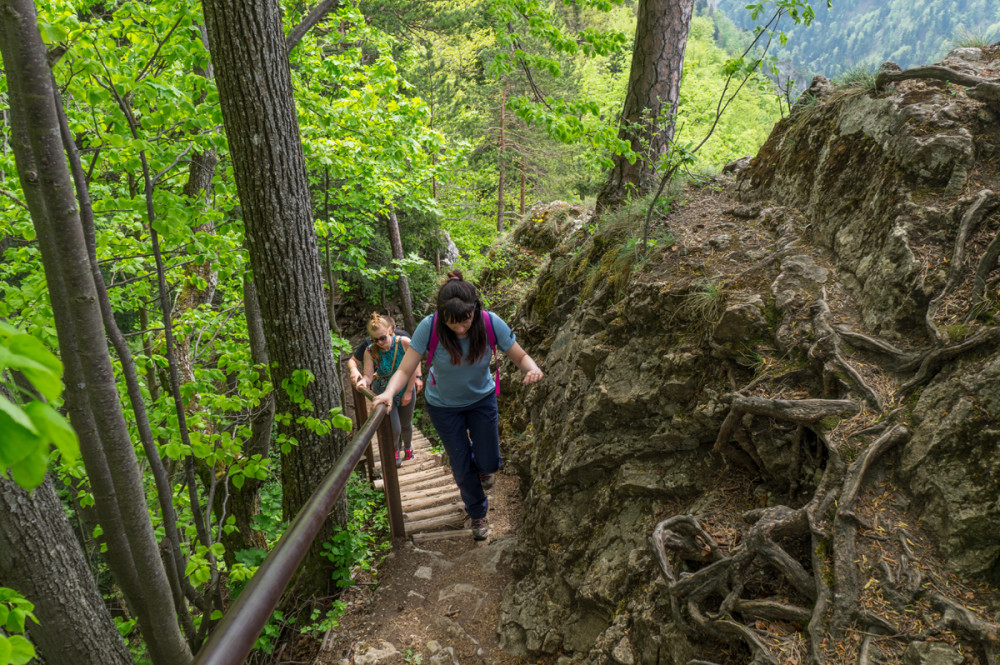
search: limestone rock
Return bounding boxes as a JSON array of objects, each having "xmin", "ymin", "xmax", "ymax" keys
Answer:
[
  {"xmin": 903, "ymin": 641, "xmax": 964, "ymax": 665},
  {"xmin": 712, "ymin": 294, "xmax": 767, "ymax": 344},
  {"xmin": 353, "ymin": 641, "xmax": 398, "ymax": 665},
  {"xmin": 899, "ymin": 355, "xmax": 1000, "ymax": 580},
  {"xmin": 429, "ymin": 645, "xmax": 461, "ymax": 665},
  {"xmin": 722, "ymin": 156, "xmax": 751, "ymax": 174},
  {"xmin": 439, "ymin": 229, "xmax": 460, "ymax": 266}
]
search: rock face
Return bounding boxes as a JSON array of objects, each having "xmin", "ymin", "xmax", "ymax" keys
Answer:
[
  {"xmin": 490, "ymin": 46, "xmax": 1000, "ymax": 663},
  {"xmin": 899, "ymin": 355, "xmax": 1000, "ymax": 581}
]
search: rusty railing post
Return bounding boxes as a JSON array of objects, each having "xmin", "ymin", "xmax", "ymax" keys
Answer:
[
  {"xmin": 352, "ymin": 386, "xmax": 376, "ymax": 483},
  {"xmin": 376, "ymin": 406, "xmax": 406, "ymax": 542}
]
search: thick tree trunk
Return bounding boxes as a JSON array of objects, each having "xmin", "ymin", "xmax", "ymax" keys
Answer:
[
  {"xmin": 596, "ymin": 0, "xmax": 694, "ymax": 211},
  {"xmin": 386, "ymin": 208, "xmax": 416, "ymax": 333},
  {"xmin": 0, "ymin": 3, "xmax": 192, "ymax": 663},
  {"xmin": 0, "ymin": 475, "xmax": 133, "ymax": 665},
  {"xmin": 201, "ymin": 0, "xmax": 349, "ymax": 588}
]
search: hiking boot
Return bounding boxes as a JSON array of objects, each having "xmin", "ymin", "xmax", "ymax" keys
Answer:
[
  {"xmin": 404, "ymin": 448, "xmax": 413, "ymax": 461},
  {"xmin": 471, "ymin": 516, "xmax": 490, "ymax": 541},
  {"xmin": 479, "ymin": 472, "xmax": 495, "ymax": 491},
  {"xmin": 395, "ymin": 451, "xmax": 402, "ymax": 468}
]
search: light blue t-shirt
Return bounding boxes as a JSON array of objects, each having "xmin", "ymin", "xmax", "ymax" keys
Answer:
[{"xmin": 410, "ymin": 312, "xmax": 515, "ymax": 408}]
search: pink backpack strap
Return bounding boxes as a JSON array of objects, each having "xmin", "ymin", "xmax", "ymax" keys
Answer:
[
  {"xmin": 483, "ymin": 311, "xmax": 500, "ymax": 395},
  {"xmin": 427, "ymin": 313, "xmax": 439, "ymax": 386}
]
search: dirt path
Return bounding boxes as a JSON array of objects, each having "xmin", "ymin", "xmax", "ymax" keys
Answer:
[{"xmin": 315, "ymin": 471, "xmax": 527, "ymax": 665}]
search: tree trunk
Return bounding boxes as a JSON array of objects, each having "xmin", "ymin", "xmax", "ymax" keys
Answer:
[
  {"xmin": 225, "ymin": 275, "xmax": 274, "ymax": 555},
  {"xmin": 520, "ymin": 157, "xmax": 526, "ymax": 216},
  {"xmin": 323, "ymin": 169, "xmax": 341, "ymax": 335},
  {"xmin": 596, "ymin": 0, "xmax": 694, "ymax": 211},
  {"xmin": 497, "ymin": 82, "xmax": 507, "ymax": 232},
  {"xmin": 55, "ymin": 81, "xmax": 199, "ymax": 642},
  {"xmin": 386, "ymin": 208, "xmax": 416, "ymax": 333},
  {"xmin": 201, "ymin": 0, "xmax": 349, "ymax": 589},
  {"xmin": 0, "ymin": 475, "xmax": 133, "ymax": 665},
  {"xmin": 0, "ymin": 3, "xmax": 192, "ymax": 663}
]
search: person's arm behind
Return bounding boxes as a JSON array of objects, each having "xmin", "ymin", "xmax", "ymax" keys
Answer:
[
  {"xmin": 359, "ymin": 350, "xmax": 375, "ymax": 390},
  {"xmin": 371, "ymin": 347, "xmax": 423, "ymax": 411},
  {"xmin": 399, "ymin": 338, "xmax": 417, "ymax": 405}
]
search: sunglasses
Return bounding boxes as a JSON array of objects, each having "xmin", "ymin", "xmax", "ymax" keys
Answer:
[{"xmin": 374, "ymin": 334, "xmax": 389, "ymax": 343}]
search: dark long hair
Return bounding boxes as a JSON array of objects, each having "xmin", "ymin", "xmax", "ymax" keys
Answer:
[{"xmin": 435, "ymin": 270, "xmax": 486, "ymax": 365}]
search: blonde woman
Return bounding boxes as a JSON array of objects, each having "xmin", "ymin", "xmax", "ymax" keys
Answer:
[{"xmin": 358, "ymin": 313, "xmax": 418, "ymax": 467}]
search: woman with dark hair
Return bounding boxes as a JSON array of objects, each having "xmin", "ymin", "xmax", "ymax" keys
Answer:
[{"xmin": 372, "ymin": 270, "xmax": 543, "ymax": 540}]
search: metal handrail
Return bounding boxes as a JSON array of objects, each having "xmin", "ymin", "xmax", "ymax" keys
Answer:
[{"xmin": 191, "ymin": 401, "xmax": 388, "ymax": 665}]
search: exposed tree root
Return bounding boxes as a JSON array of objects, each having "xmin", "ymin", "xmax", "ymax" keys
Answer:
[
  {"xmin": 925, "ymin": 191, "xmax": 997, "ymax": 342},
  {"xmin": 927, "ymin": 593, "xmax": 1000, "ymax": 665},
  {"xmin": 653, "ymin": 417, "xmax": 917, "ymax": 665},
  {"xmin": 874, "ymin": 64, "xmax": 1000, "ymax": 99},
  {"xmin": 834, "ymin": 325, "xmax": 919, "ymax": 370},
  {"xmin": 811, "ymin": 295, "xmax": 883, "ymax": 410},
  {"xmin": 896, "ymin": 327, "xmax": 1000, "ymax": 394},
  {"xmin": 970, "ymin": 229, "xmax": 1000, "ymax": 320},
  {"xmin": 713, "ymin": 394, "xmax": 859, "ymax": 478}
]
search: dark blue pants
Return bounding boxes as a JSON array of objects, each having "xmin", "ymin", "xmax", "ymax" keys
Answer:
[{"xmin": 425, "ymin": 393, "xmax": 500, "ymax": 520}]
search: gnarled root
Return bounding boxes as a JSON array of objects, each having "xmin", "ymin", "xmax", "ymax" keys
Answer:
[{"xmin": 654, "ymin": 410, "xmax": 914, "ymax": 664}]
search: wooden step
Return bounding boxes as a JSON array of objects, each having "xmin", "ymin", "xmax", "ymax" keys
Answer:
[
  {"xmin": 401, "ymin": 489, "xmax": 462, "ymax": 512},
  {"xmin": 375, "ymin": 470, "xmax": 452, "ymax": 492},
  {"xmin": 405, "ymin": 512, "xmax": 467, "ymax": 534},
  {"xmin": 411, "ymin": 529, "xmax": 474, "ymax": 545},
  {"xmin": 404, "ymin": 500, "xmax": 465, "ymax": 523},
  {"xmin": 400, "ymin": 474, "xmax": 454, "ymax": 493},
  {"xmin": 398, "ymin": 464, "xmax": 449, "ymax": 482}
]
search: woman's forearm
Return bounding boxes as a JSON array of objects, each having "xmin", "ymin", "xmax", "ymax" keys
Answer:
[{"xmin": 517, "ymin": 353, "xmax": 540, "ymax": 375}]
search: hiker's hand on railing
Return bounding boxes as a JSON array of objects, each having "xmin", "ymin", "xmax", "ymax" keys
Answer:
[
  {"xmin": 371, "ymin": 391, "xmax": 394, "ymax": 412},
  {"xmin": 522, "ymin": 368, "xmax": 544, "ymax": 384},
  {"xmin": 354, "ymin": 375, "xmax": 369, "ymax": 390}
]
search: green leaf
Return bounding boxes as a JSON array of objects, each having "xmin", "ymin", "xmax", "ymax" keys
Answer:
[
  {"xmin": 38, "ymin": 21, "xmax": 69, "ymax": 43},
  {"xmin": 8, "ymin": 635, "xmax": 35, "ymax": 665},
  {"xmin": 0, "ymin": 636, "xmax": 12, "ymax": 665},
  {"xmin": 3, "ymin": 334, "xmax": 63, "ymax": 401},
  {"xmin": 10, "ymin": 449, "xmax": 48, "ymax": 490},
  {"xmin": 6, "ymin": 607, "xmax": 26, "ymax": 634},
  {"xmin": 25, "ymin": 401, "xmax": 79, "ymax": 464},
  {"xmin": 0, "ymin": 397, "xmax": 40, "ymax": 468}
]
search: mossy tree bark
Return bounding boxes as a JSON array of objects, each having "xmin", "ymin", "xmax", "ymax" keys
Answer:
[{"xmin": 0, "ymin": 475, "xmax": 133, "ymax": 665}]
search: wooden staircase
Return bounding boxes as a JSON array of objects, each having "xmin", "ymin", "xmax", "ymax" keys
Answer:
[{"xmin": 370, "ymin": 429, "xmax": 475, "ymax": 544}]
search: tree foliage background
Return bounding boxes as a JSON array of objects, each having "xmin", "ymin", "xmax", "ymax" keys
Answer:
[{"xmin": 0, "ymin": 0, "xmax": 786, "ymax": 661}]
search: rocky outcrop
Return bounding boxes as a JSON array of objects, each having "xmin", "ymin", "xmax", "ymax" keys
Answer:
[
  {"xmin": 491, "ymin": 45, "xmax": 1000, "ymax": 665},
  {"xmin": 899, "ymin": 355, "xmax": 1000, "ymax": 581}
]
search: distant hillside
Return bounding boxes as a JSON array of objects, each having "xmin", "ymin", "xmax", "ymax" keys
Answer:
[{"xmin": 710, "ymin": 0, "xmax": 1000, "ymax": 80}]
